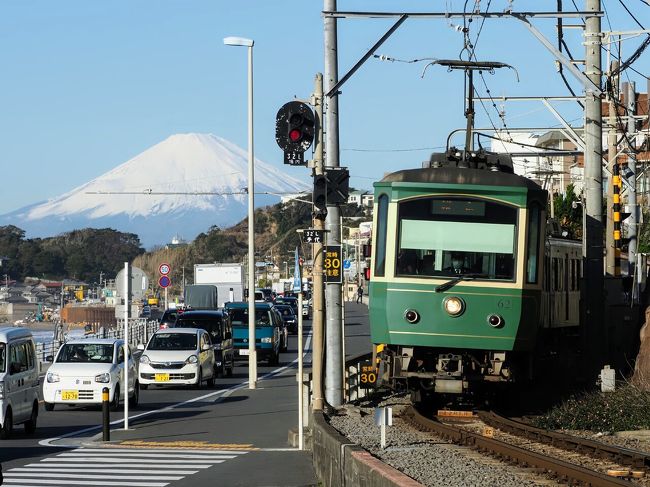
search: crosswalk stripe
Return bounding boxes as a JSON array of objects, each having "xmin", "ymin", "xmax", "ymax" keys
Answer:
[
  {"xmin": 57, "ymin": 452, "xmax": 235, "ymax": 460},
  {"xmin": 11, "ymin": 468, "xmax": 199, "ymax": 475},
  {"xmin": 45, "ymin": 457, "xmax": 227, "ymax": 463},
  {"xmin": 5, "ymin": 446, "xmax": 248, "ymax": 487},
  {"xmin": 5, "ymin": 473, "xmax": 183, "ymax": 480},
  {"xmin": 2, "ymin": 479, "xmax": 168, "ymax": 486},
  {"xmin": 28, "ymin": 462, "xmax": 211, "ymax": 469}
]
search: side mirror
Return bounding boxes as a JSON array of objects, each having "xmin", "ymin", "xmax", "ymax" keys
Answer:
[
  {"xmin": 45, "ymin": 355, "xmax": 54, "ymax": 362},
  {"xmin": 136, "ymin": 344, "xmax": 145, "ymax": 351}
]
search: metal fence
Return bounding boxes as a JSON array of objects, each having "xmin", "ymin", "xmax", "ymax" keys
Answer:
[{"xmin": 34, "ymin": 318, "xmax": 159, "ymax": 362}]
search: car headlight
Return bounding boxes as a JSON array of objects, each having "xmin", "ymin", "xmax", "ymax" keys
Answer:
[
  {"xmin": 95, "ymin": 373, "xmax": 110, "ymax": 383},
  {"xmin": 139, "ymin": 354, "xmax": 150, "ymax": 365},
  {"xmin": 261, "ymin": 337, "xmax": 272, "ymax": 343},
  {"xmin": 443, "ymin": 296, "xmax": 465, "ymax": 316},
  {"xmin": 0, "ymin": 381, "xmax": 4, "ymax": 399},
  {"xmin": 46, "ymin": 372, "xmax": 60, "ymax": 383},
  {"xmin": 185, "ymin": 355, "xmax": 198, "ymax": 364}
]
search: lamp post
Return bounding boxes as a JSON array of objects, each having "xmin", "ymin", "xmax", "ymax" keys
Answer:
[{"xmin": 224, "ymin": 35, "xmax": 256, "ymax": 389}]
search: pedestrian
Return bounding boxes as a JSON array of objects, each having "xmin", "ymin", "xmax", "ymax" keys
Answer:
[{"xmin": 356, "ymin": 285, "xmax": 363, "ymax": 304}]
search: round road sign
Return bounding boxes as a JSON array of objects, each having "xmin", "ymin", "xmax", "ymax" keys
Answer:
[
  {"xmin": 159, "ymin": 275, "xmax": 171, "ymax": 288},
  {"xmin": 159, "ymin": 263, "xmax": 171, "ymax": 275}
]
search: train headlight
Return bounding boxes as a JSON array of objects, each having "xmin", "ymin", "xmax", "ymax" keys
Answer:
[
  {"xmin": 443, "ymin": 296, "xmax": 465, "ymax": 317},
  {"xmin": 487, "ymin": 314, "xmax": 504, "ymax": 328},
  {"xmin": 404, "ymin": 309, "xmax": 420, "ymax": 324}
]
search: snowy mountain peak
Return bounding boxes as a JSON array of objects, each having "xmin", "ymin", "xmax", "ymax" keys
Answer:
[{"xmin": 2, "ymin": 133, "xmax": 309, "ymax": 247}]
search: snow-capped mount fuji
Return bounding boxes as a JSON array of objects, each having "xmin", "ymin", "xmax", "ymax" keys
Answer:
[{"xmin": 0, "ymin": 133, "xmax": 309, "ymax": 247}]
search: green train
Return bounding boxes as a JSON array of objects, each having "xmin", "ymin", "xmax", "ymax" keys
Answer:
[{"xmin": 369, "ymin": 150, "xmax": 594, "ymax": 399}]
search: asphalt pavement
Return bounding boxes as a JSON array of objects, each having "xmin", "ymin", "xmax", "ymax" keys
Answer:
[{"xmin": 1, "ymin": 302, "xmax": 372, "ymax": 487}]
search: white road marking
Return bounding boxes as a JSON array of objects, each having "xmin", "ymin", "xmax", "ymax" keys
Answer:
[
  {"xmin": 4, "ymin": 473, "xmax": 183, "ymax": 480},
  {"xmin": 12, "ymin": 468, "xmax": 199, "ymax": 475},
  {"xmin": 42, "ymin": 457, "xmax": 225, "ymax": 464}
]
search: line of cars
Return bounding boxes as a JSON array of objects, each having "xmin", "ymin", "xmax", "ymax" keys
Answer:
[{"xmin": 0, "ymin": 295, "xmax": 309, "ymax": 439}]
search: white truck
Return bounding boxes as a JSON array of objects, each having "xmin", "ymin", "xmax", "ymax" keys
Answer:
[{"xmin": 194, "ymin": 263, "xmax": 244, "ymax": 307}]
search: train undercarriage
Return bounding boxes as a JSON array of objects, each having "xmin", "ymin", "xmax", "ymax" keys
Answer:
[{"xmin": 377, "ymin": 345, "xmax": 531, "ymax": 403}]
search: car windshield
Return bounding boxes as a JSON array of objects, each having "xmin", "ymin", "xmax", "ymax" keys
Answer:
[
  {"xmin": 148, "ymin": 333, "xmax": 197, "ymax": 351},
  {"xmin": 396, "ymin": 197, "xmax": 517, "ymax": 280},
  {"xmin": 57, "ymin": 343, "xmax": 115, "ymax": 363},
  {"xmin": 0, "ymin": 343, "xmax": 5, "ymax": 373},
  {"xmin": 161, "ymin": 310, "xmax": 178, "ymax": 323},
  {"xmin": 176, "ymin": 317, "xmax": 222, "ymax": 342},
  {"xmin": 228, "ymin": 308, "xmax": 273, "ymax": 327}
]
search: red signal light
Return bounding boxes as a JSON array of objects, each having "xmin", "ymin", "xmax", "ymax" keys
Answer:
[{"xmin": 289, "ymin": 129, "xmax": 302, "ymax": 142}]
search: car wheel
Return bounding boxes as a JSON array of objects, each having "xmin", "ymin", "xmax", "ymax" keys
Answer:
[
  {"xmin": 44, "ymin": 402, "xmax": 55, "ymax": 412},
  {"xmin": 140, "ymin": 383, "xmax": 149, "ymax": 390},
  {"xmin": 129, "ymin": 382, "xmax": 139, "ymax": 408},
  {"xmin": 111, "ymin": 385, "xmax": 120, "ymax": 412},
  {"xmin": 0, "ymin": 408, "xmax": 13, "ymax": 440},
  {"xmin": 24, "ymin": 402, "xmax": 38, "ymax": 434},
  {"xmin": 195, "ymin": 369, "xmax": 203, "ymax": 389}
]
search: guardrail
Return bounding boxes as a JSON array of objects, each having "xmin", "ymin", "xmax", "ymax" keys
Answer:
[{"xmin": 34, "ymin": 318, "xmax": 159, "ymax": 363}]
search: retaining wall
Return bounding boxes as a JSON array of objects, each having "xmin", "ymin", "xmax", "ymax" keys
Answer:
[{"xmin": 312, "ymin": 412, "xmax": 423, "ymax": 487}]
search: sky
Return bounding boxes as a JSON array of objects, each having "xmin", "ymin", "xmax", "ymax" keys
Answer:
[{"xmin": 0, "ymin": 0, "xmax": 648, "ymax": 215}]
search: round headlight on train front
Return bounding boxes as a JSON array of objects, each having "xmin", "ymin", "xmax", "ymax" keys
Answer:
[
  {"xmin": 487, "ymin": 314, "xmax": 504, "ymax": 328},
  {"xmin": 443, "ymin": 296, "xmax": 465, "ymax": 317},
  {"xmin": 404, "ymin": 309, "xmax": 420, "ymax": 324}
]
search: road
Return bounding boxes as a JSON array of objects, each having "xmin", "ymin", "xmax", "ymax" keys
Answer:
[{"xmin": 0, "ymin": 302, "xmax": 371, "ymax": 487}]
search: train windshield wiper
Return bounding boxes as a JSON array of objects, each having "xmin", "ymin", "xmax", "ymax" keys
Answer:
[{"xmin": 434, "ymin": 273, "xmax": 485, "ymax": 293}]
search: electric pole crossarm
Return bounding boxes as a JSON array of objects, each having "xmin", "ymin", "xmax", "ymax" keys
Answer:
[
  {"xmin": 325, "ymin": 14, "xmax": 407, "ymax": 98},
  {"xmin": 514, "ymin": 15, "xmax": 603, "ymax": 96},
  {"xmin": 323, "ymin": 11, "xmax": 602, "ymax": 20}
]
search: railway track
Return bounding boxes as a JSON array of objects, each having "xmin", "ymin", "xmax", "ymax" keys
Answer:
[{"xmin": 403, "ymin": 406, "xmax": 644, "ymax": 487}]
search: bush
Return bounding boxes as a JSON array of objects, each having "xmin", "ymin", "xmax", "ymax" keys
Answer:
[{"xmin": 533, "ymin": 384, "xmax": 650, "ymax": 431}]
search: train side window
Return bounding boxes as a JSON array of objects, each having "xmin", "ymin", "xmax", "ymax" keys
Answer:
[
  {"xmin": 374, "ymin": 194, "xmax": 389, "ymax": 277},
  {"xmin": 526, "ymin": 205, "xmax": 541, "ymax": 283}
]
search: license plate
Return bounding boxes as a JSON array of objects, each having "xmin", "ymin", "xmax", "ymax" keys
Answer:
[
  {"xmin": 154, "ymin": 373, "xmax": 170, "ymax": 382},
  {"xmin": 61, "ymin": 390, "xmax": 78, "ymax": 401},
  {"xmin": 238, "ymin": 349, "xmax": 250, "ymax": 356}
]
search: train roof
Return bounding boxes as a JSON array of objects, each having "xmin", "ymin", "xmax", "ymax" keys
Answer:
[{"xmin": 379, "ymin": 167, "xmax": 542, "ymax": 191}]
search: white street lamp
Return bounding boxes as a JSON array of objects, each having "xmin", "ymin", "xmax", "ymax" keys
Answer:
[{"xmin": 224, "ymin": 35, "xmax": 257, "ymax": 389}]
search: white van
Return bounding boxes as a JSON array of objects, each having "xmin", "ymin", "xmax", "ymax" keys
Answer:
[{"xmin": 0, "ymin": 327, "xmax": 40, "ymax": 439}]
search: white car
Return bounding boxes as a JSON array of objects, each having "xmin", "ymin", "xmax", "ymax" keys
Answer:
[
  {"xmin": 138, "ymin": 328, "xmax": 215, "ymax": 389},
  {"xmin": 43, "ymin": 338, "xmax": 138, "ymax": 411}
]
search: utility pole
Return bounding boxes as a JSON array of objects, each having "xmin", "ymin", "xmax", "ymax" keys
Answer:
[
  {"xmin": 583, "ymin": 0, "xmax": 606, "ymax": 369},
  {"xmin": 624, "ymin": 81, "xmax": 637, "ymax": 281},
  {"xmin": 311, "ymin": 73, "xmax": 325, "ymax": 411},
  {"xmin": 606, "ymin": 60, "xmax": 619, "ymax": 276},
  {"xmin": 324, "ymin": 0, "xmax": 344, "ymax": 407}
]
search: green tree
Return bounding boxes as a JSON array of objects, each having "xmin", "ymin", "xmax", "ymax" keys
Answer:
[{"xmin": 552, "ymin": 184, "xmax": 583, "ymax": 239}]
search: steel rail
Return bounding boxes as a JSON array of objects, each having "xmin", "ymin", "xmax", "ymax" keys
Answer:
[
  {"xmin": 403, "ymin": 406, "xmax": 632, "ymax": 487},
  {"xmin": 479, "ymin": 411, "xmax": 650, "ymax": 470}
]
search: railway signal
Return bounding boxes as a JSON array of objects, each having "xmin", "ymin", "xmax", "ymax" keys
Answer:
[
  {"xmin": 325, "ymin": 167, "xmax": 350, "ymax": 205},
  {"xmin": 313, "ymin": 174, "xmax": 327, "ymax": 216},
  {"xmin": 275, "ymin": 101, "xmax": 315, "ymax": 166}
]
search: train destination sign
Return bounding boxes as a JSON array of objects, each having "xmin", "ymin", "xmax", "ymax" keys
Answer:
[{"xmin": 324, "ymin": 245, "xmax": 342, "ymax": 284}]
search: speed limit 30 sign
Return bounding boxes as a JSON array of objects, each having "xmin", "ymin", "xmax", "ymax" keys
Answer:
[{"xmin": 324, "ymin": 245, "xmax": 342, "ymax": 284}]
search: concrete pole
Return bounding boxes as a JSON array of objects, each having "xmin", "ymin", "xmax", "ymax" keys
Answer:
[
  {"xmin": 324, "ymin": 0, "xmax": 343, "ymax": 407},
  {"xmin": 624, "ymin": 81, "xmax": 637, "ymax": 280},
  {"xmin": 583, "ymin": 0, "xmax": 606, "ymax": 368},
  {"xmin": 606, "ymin": 61, "xmax": 619, "ymax": 276},
  {"xmin": 311, "ymin": 73, "xmax": 325, "ymax": 411}
]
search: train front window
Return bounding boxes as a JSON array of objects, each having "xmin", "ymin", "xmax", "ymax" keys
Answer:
[{"xmin": 396, "ymin": 197, "xmax": 517, "ymax": 280}]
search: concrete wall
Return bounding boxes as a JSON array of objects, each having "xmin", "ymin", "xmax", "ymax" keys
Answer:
[{"xmin": 311, "ymin": 413, "xmax": 423, "ymax": 487}]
